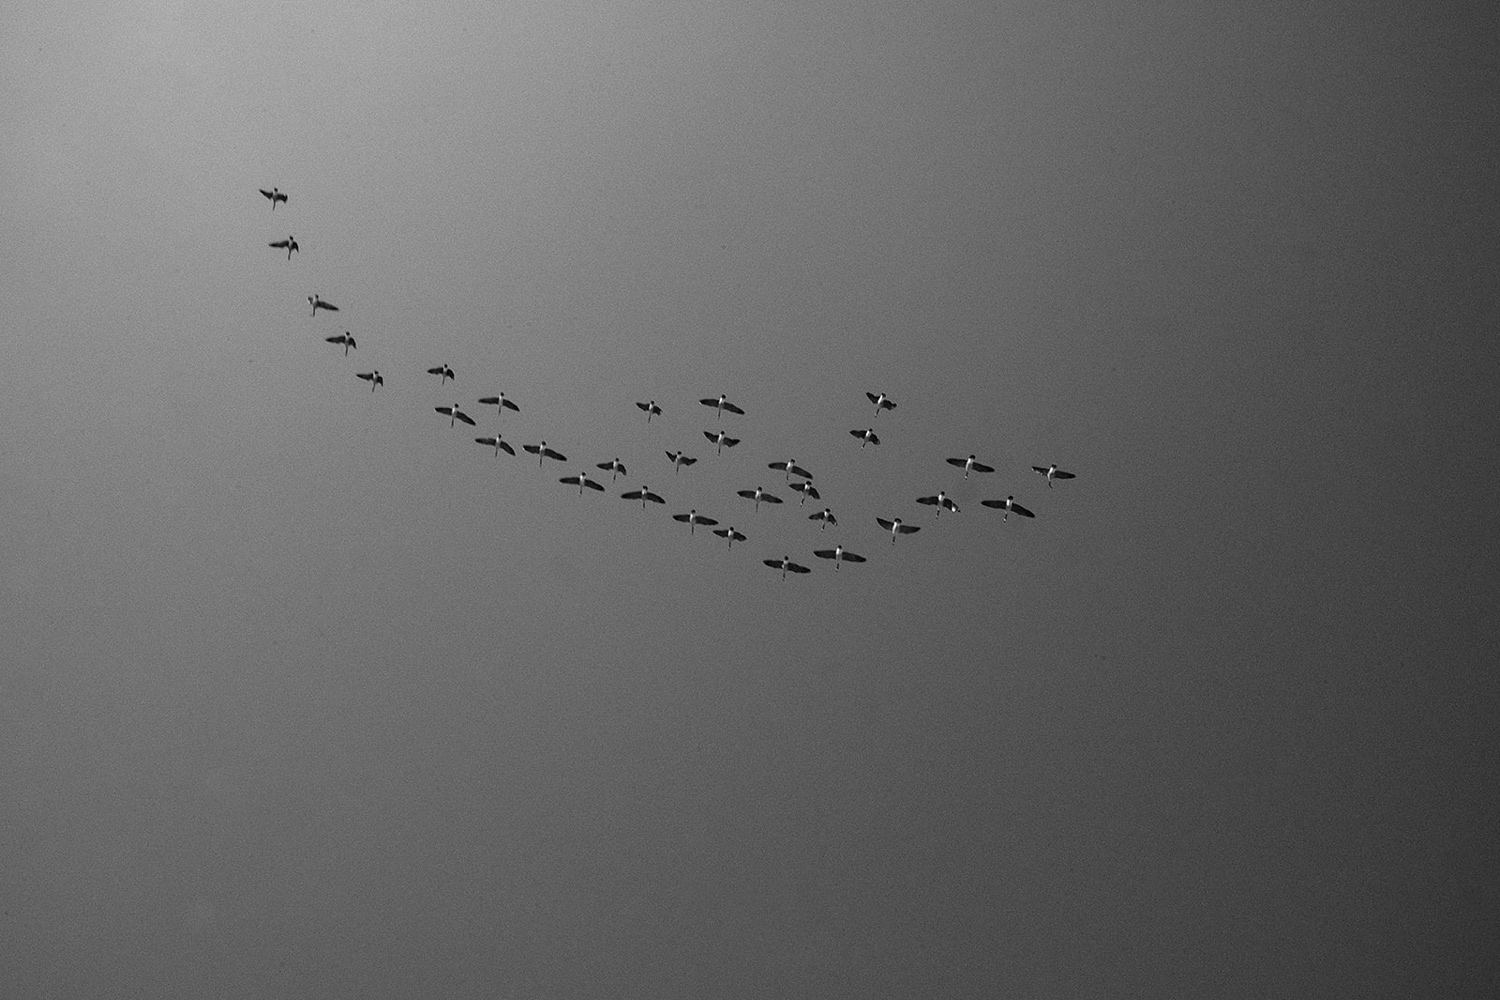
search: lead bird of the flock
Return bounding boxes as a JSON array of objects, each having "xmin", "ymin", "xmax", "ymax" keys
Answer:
[
  {"xmin": 946, "ymin": 455, "xmax": 994, "ymax": 479},
  {"xmin": 699, "ymin": 394, "xmax": 745, "ymax": 419},
  {"xmin": 763, "ymin": 556, "xmax": 811, "ymax": 579},
  {"xmin": 851, "ymin": 428, "xmax": 880, "ymax": 448},
  {"xmin": 981, "ymin": 496, "xmax": 1034, "ymax": 520},
  {"xmin": 356, "ymin": 371, "xmax": 382, "ymax": 390},
  {"xmin": 259, "ymin": 187, "xmax": 288, "ymax": 209},
  {"xmin": 866, "ymin": 391, "xmax": 897, "ymax": 416},
  {"xmin": 713, "ymin": 527, "xmax": 747, "ymax": 548},
  {"xmin": 478, "ymin": 393, "xmax": 518, "ymax": 415},
  {"xmin": 427, "ymin": 364, "xmax": 455, "ymax": 384},
  {"xmin": 524, "ymin": 441, "xmax": 567, "ymax": 466},
  {"xmin": 876, "ymin": 516, "xmax": 921, "ymax": 544},
  {"xmin": 325, "ymin": 333, "xmax": 355, "ymax": 355},
  {"xmin": 596, "ymin": 458, "xmax": 627, "ymax": 481},
  {"xmin": 672, "ymin": 510, "xmax": 718, "ymax": 534},
  {"xmin": 269, "ymin": 235, "xmax": 298, "ymax": 259},
  {"xmin": 1032, "ymin": 464, "xmax": 1076, "ymax": 488},
  {"xmin": 768, "ymin": 460, "xmax": 812, "ymax": 482},
  {"xmin": 621, "ymin": 486, "xmax": 665, "ymax": 508},
  {"xmin": 435, "ymin": 405, "xmax": 476, "ymax": 427},
  {"xmin": 635, "ymin": 401, "xmax": 663, "ymax": 422},
  {"xmin": 813, "ymin": 545, "xmax": 866, "ymax": 571},
  {"xmin": 474, "ymin": 435, "xmax": 515, "ymax": 457},
  {"xmin": 737, "ymin": 486, "xmax": 782, "ymax": 510},
  {"xmin": 789, "ymin": 481, "xmax": 820, "ymax": 505},
  {"xmin": 809, "ymin": 508, "xmax": 837, "ymax": 529},
  {"xmin": 559, "ymin": 471, "xmax": 605, "ymax": 494},
  {"xmin": 704, "ymin": 430, "xmax": 740, "ymax": 454},
  {"xmin": 308, "ymin": 293, "xmax": 338, "ymax": 316},
  {"xmin": 665, "ymin": 450, "xmax": 697, "ymax": 474}
]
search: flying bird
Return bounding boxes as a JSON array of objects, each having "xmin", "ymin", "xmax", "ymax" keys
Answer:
[
  {"xmin": 736, "ymin": 486, "xmax": 783, "ymax": 510},
  {"xmin": 356, "ymin": 371, "xmax": 383, "ymax": 390},
  {"xmin": 269, "ymin": 235, "xmax": 298, "ymax": 259},
  {"xmin": 259, "ymin": 187, "xmax": 288, "ymax": 209},
  {"xmin": 946, "ymin": 455, "xmax": 995, "ymax": 479},
  {"xmin": 1032, "ymin": 464, "xmax": 1076, "ymax": 488},
  {"xmin": 788, "ymin": 481, "xmax": 820, "ymax": 504},
  {"xmin": 474, "ymin": 435, "xmax": 515, "ymax": 457},
  {"xmin": 636, "ymin": 400, "xmax": 663, "ymax": 422},
  {"xmin": 325, "ymin": 332, "xmax": 355, "ymax": 355},
  {"xmin": 713, "ymin": 527, "xmax": 747, "ymax": 548},
  {"xmin": 308, "ymin": 293, "xmax": 338, "ymax": 316},
  {"xmin": 704, "ymin": 430, "xmax": 740, "ymax": 454},
  {"xmin": 596, "ymin": 458, "xmax": 628, "ymax": 481},
  {"xmin": 434, "ymin": 405, "xmax": 476, "ymax": 427},
  {"xmin": 559, "ymin": 472, "xmax": 606, "ymax": 494},
  {"xmin": 621, "ymin": 487, "xmax": 665, "ymax": 508},
  {"xmin": 671, "ymin": 510, "xmax": 718, "ymax": 534},
  {"xmin": 768, "ymin": 460, "xmax": 812, "ymax": 481},
  {"xmin": 665, "ymin": 450, "xmax": 697, "ymax": 474},
  {"xmin": 427, "ymin": 364, "xmax": 455, "ymax": 384},
  {"xmin": 866, "ymin": 392, "xmax": 897, "ymax": 416},
  {"xmin": 477, "ymin": 393, "xmax": 519, "ymax": 415},
  {"xmin": 981, "ymin": 496, "xmax": 1035, "ymax": 520},
  {"xmin": 813, "ymin": 545, "xmax": 866, "ymax": 571},
  {"xmin": 808, "ymin": 508, "xmax": 838, "ymax": 530},
  {"xmin": 763, "ymin": 556, "xmax": 811, "ymax": 579},
  {"xmin": 523, "ymin": 441, "xmax": 568, "ymax": 466},
  {"xmin": 851, "ymin": 428, "xmax": 880, "ymax": 448},
  {"xmin": 699, "ymin": 394, "xmax": 745, "ymax": 419},
  {"xmin": 916, "ymin": 491, "xmax": 960, "ymax": 516},
  {"xmin": 876, "ymin": 516, "xmax": 921, "ymax": 544}
]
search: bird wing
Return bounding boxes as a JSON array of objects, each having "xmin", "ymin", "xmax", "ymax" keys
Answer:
[
  {"xmin": 945, "ymin": 458, "xmax": 965, "ymax": 467},
  {"xmin": 560, "ymin": 476, "xmax": 581, "ymax": 485},
  {"xmin": 1053, "ymin": 471, "xmax": 1076, "ymax": 479},
  {"xmin": 850, "ymin": 430, "xmax": 863, "ymax": 439},
  {"xmin": 544, "ymin": 448, "xmax": 567, "ymax": 461},
  {"xmin": 434, "ymin": 406, "xmax": 453, "ymax": 415},
  {"xmin": 813, "ymin": 549, "xmax": 834, "ymax": 560},
  {"xmin": 503, "ymin": 399, "xmax": 519, "ymax": 411},
  {"xmin": 973, "ymin": 462, "xmax": 994, "ymax": 473},
  {"xmin": 791, "ymin": 466, "xmax": 812, "ymax": 479},
  {"xmin": 897, "ymin": 524, "xmax": 920, "ymax": 534},
  {"xmin": 805, "ymin": 486, "xmax": 820, "ymax": 499},
  {"xmin": 768, "ymin": 462, "xmax": 787, "ymax": 471},
  {"xmin": 1013, "ymin": 504, "xmax": 1034, "ymax": 517},
  {"xmin": 672, "ymin": 513, "xmax": 690, "ymax": 522},
  {"xmin": 645, "ymin": 493, "xmax": 664, "ymax": 504},
  {"xmin": 881, "ymin": 399, "xmax": 896, "ymax": 410},
  {"xmin": 724, "ymin": 402, "xmax": 745, "ymax": 415},
  {"xmin": 478, "ymin": 396, "xmax": 499, "ymax": 405},
  {"xmin": 636, "ymin": 402, "xmax": 649, "ymax": 412},
  {"xmin": 843, "ymin": 553, "xmax": 867, "ymax": 563},
  {"xmin": 523, "ymin": 444, "xmax": 541, "ymax": 455},
  {"xmin": 621, "ymin": 490, "xmax": 643, "ymax": 500},
  {"xmin": 713, "ymin": 529, "xmax": 729, "ymax": 538},
  {"xmin": 585, "ymin": 480, "xmax": 604, "ymax": 491},
  {"xmin": 260, "ymin": 189, "xmax": 273, "ymax": 199},
  {"xmin": 680, "ymin": 457, "xmax": 696, "ymax": 467},
  {"xmin": 322, "ymin": 303, "xmax": 339, "ymax": 311},
  {"xmin": 876, "ymin": 517, "xmax": 895, "ymax": 529},
  {"xmin": 789, "ymin": 563, "xmax": 810, "ymax": 573},
  {"xmin": 763, "ymin": 494, "xmax": 782, "ymax": 504},
  {"xmin": 475, "ymin": 437, "xmax": 496, "ymax": 446},
  {"xmin": 698, "ymin": 398, "xmax": 716, "ymax": 407},
  {"xmin": 724, "ymin": 437, "xmax": 740, "ymax": 447},
  {"xmin": 356, "ymin": 372, "xmax": 374, "ymax": 382},
  {"xmin": 702, "ymin": 431, "xmax": 717, "ymax": 442},
  {"xmin": 867, "ymin": 433, "xmax": 880, "ymax": 445},
  {"xmin": 698, "ymin": 516, "xmax": 718, "ymax": 525},
  {"xmin": 456, "ymin": 412, "xmax": 476, "ymax": 426},
  {"xmin": 269, "ymin": 239, "xmax": 289, "ymax": 248},
  {"xmin": 917, "ymin": 496, "xmax": 938, "ymax": 505},
  {"xmin": 763, "ymin": 560, "xmax": 781, "ymax": 569},
  {"xmin": 736, "ymin": 490, "xmax": 755, "ymax": 499},
  {"xmin": 1031, "ymin": 466, "xmax": 1049, "ymax": 474},
  {"xmin": 325, "ymin": 335, "xmax": 345, "ymax": 344},
  {"xmin": 429, "ymin": 367, "xmax": 445, "ymax": 375},
  {"xmin": 865, "ymin": 392, "xmax": 878, "ymax": 404}
]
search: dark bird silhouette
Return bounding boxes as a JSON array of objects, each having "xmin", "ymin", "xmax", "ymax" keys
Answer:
[
  {"xmin": 636, "ymin": 400, "xmax": 663, "ymax": 422},
  {"xmin": 478, "ymin": 393, "xmax": 519, "ymax": 415},
  {"xmin": 916, "ymin": 491, "xmax": 960, "ymax": 516},
  {"xmin": 666, "ymin": 450, "xmax": 697, "ymax": 474},
  {"xmin": 560, "ymin": 472, "xmax": 606, "ymax": 494},
  {"xmin": 356, "ymin": 371, "xmax": 383, "ymax": 390},
  {"xmin": 763, "ymin": 556, "xmax": 811, "ymax": 579},
  {"xmin": 671, "ymin": 510, "xmax": 718, "ymax": 534},
  {"xmin": 851, "ymin": 428, "xmax": 880, "ymax": 448},
  {"xmin": 876, "ymin": 516, "xmax": 921, "ymax": 544},
  {"xmin": 308, "ymin": 293, "xmax": 338, "ymax": 316},
  {"xmin": 269, "ymin": 235, "xmax": 298, "ymax": 258},
  {"xmin": 427, "ymin": 364, "xmax": 455, "ymax": 384},
  {"xmin": 1032, "ymin": 464, "xmax": 1076, "ymax": 488},
  {"xmin": 704, "ymin": 430, "xmax": 740, "ymax": 454},
  {"xmin": 259, "ymin": 187, "xmax": 288, "ymax": 209},
  {"xmin": 325, "ymin": 332, "xmax": 355, "ymax": 355},
  {"xmin": 523, "ymin": 441, "xmax": 567, "ymax": 466},
  {"xmin": 981, "ymin": 496, "xmax": 1035, "ymax": 520},
  {"xmin": 813, "ymin": 545, "xmax": 866, "ymax": 571},
  {"xmin": 699, "ymin": 394, "xmax": 745, "ymax": 419},
  {"xmin": 768, "ymin": 460, "xmax": 813, "ymax": 482},
  {"xmin": 596, "ymin": 458, "xmax": 627, "ymax": 481},
  {"xmin": 788, "ymin": 481, "xmax": 820, "ymax": 505},
  {"xmin": 713, "ymin": 527, "xmax": 747, "ymax": 548},
  {"xmin": 435, "ymin": 405, "xmax": 476, "ymax": 427},
  {"xmin": 474, "ymin": 435, "xmax": 515, "ymax": 457},
  {"xmin": 808, "ymin": 508, "xmax": 838, "ymax": 530},
  {"xmin": 736, "ymin": 486, "xmax": 783, "ymax": 510},
  {"xmin": 866, "ymin": 391, "xmax": 897, "ymax": 416},
  {"xmin": 621, "ymin": 487, "xmax": 665, "ymax": 508},
  {"xmin": 946, "ymin": 455, "xmax": 994, "ymax": 479}
]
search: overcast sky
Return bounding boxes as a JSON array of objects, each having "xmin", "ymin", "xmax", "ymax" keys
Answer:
[{"xmin": 3, "ymin": 2, "xmax": 1497, "ymax": 996}]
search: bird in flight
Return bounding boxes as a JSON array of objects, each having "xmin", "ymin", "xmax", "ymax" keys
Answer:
[
  {"xmin": 1032, "ymin": 464, "xmax": 1076, "ymax": 488},
  {"xmin": 665, "ymin": 450, "xmax": 697, "ymax": 474},
  {"xmin": 851, "ymin": 428, "xmax": 880, "ymax": 448},
  {"xmin": 356, "ymin": 371, "xmax": 383, "ymax": 390},
  {"xmin": 621, "ymin": 486, "xmax": 665, "ymax": 508},
  {"xmin": 808, "ymin": 508, "xmax": 837, "ymax": 530},
  {"xmin": 596, "ymin": 458, "xmax": 628, "ymax": 481},
  {"xmin": 788, "ymin": 481, "xmax": 820, "ymax": 505},
  {"xmin": 474, "ymin": 435, "xmax": 515, "ymax": 457},
  {"xmin": 866, "ymin": 392, "xmax": 897, "ymax": 416},
  {"xmin": 259, "ymin": 187, "xmax": 288, "ymax": 209},
  {"xmin": 713, "ymin": 527, "xmax": 747, "ymax": 548},
  {"xmin": 671, "ymin": 509, "xmax": 718, "ymax": 534},
  {"xmin": 763, "ymin": 556, "xmax": 811, "ymax": 579},
  {"xmin": 768, "ymin": 460, "xmax": 812, "ymax": 482},
  {"xmin": 559, "ymin": 472, "xmax": 606, "ymax": 494},
  {"xmin": 704, "ymin": 430, "xmax": 740, "ymax": 454},
  {"xmin": 325, "ymin": 332, "xmax": 355, "ymax": 355},
  {"xmin": 269, "ymin": 235, "xmax": 298, "ymax": 259},
  {"xmin": 435, "ymin": 405, "xmax": 476, "ymax": 427},
  {"xmin": 876, "ymin": 516, "xmax": 921, "ymax": 543},
  {"xmin": 700, "ymin": 394, "xmax": 745, "ymax": 419},
  {"xmin": 813, "ymin": 545, "xmax": 866, "ymax": 571},
  {"xmin": 427, "ymin": 364, "xmax": 455, "ymax": 384},
  {"xmin": 523, "ymin": 441, "xmax": 568, "ymax": 466},
  {"xmin": 946, "ymin": 455, "xmax": 994, "ymax": 479},
  {"xmin": 477, "ymin": 393, "xmax": 519, "ymax": 415},
  {"xmin": 308, "ymin": 293, "xmax": 338, "ymax": 316},
  {"xmin": 917, "ymin": 491, "xmax": 960, "ymax": 516},
  {"xmin": 636, "ymin": 400, "xmax": 663, "ymax": 422},
  {"xmin": 736, "ymin": 486, "xmax": 783, "ymax": 510},
  {"xmin": 981, "ymin": 496, "xmax": 1035, "ymax": 520}
]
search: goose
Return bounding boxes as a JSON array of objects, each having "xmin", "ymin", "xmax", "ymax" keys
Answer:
[
  {"xmin": 946, "ymin": 455, "xmax": 994, "ymax": 479},
  {"xmin": 763, "ymin": 556, "xmax": 811, "ymax": 579},
  {"xmin": 621, "ymin": 487, "xmax": 665, "ymax": 508},
  {"xmin": 788, "ymin": 481, "xmax": 820, "ymax": 504},
  {"xmin": 325, "ymin": 332, "xmax": 355, "ymax": 355},
  {"xmin": 665, "ymin": 450, "xmax": 697, "ymax": 474},
  {"xmin": 427, "ymin": 364, "xmax": 455, "ymax": 384},
  {"xmin": 269, "ymin": 235, "xmax": 298, "ymax": 259},
  {"xmin": 768, "ymin": 460, "xmax": 813, "ymax": 482},
  {"xmin": 851, "ymin": 428, "xmax": 880, "ymax": 448},
  {"xmin": 813, "ymin": 545, "xmax": 866, "ymax": 571},
  {"xmin": 671, "ymin": 509, "xmax": 718, "ymax": 534},
  {"xmin": 473, "ymin": 435, "xmax": 515, "ymax": 457},
  {"xmin": 866, "ymin": 391, "xmax": 897, "ymax": 416},
  {"xmin": 703, "ymin": 430, "xmax": 740, "ymax": 454},
  {"xmin": 980, "ymin": 496, "xmax": 1035, "ymax": 520},
  {"xmin": 808, "ymin": 508, "xmax": 838, "ymax": 530},
  {"xmin": 308, "ymin": 293, "xmax": 338, "ymax": 316},
  {"xmin": 596, "ymin": 458, "xmax": 627, "ymax": 481},
  {"xmin": 713, "ymin": 527, "xmax": 747, "ymax": 548},
  {"xmin": 699, "ymin": 394, "xmax": 745, "ymax": 419},
  {"xmin": 356, "ymin": 371, "xmax": 383, "ymax": 390},
  {"xmin": 1032, "ymin": 464, "xmax": 1076, "ymax": 488},
  {"xmin": 635, "ymin": 400, "xmax": 663, "ymax": 422},
  {"xmin": 916, "ymin": 491, "xmax": 960, "ymax": 516},
  {"xmin": 736, "ymin": 486, "xmax": 783, "ymax": 510},
  {"xmin": 523, "ymin": 441, "xmax": 567, "ymax": 466},
  {"xmin": 559, "ymin": 472, "xmax": 606, "ymax": 494},
  {"xmin": 477, "ymin": 393, "xmax": 519, "ymax": 415},
  {"xmin": 876, "ymin": 516, "xmax": 921, "ymax": 544},
  {"xmin": 434, "ymin": 405, "xmax": 476, "ymax": 427},
  {"xmin": 259, "ymin": 187, "xmax": 288, "ymax": 209}
]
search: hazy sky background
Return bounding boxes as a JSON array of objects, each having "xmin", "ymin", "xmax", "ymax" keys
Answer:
[{"xmin": 3, "ymin": 1, "xmax": 1497, "ymax": 996}]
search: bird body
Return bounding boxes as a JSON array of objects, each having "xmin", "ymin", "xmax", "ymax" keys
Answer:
[
  {"xmin": 259, "ymin": 187, "xmax": 288, "ymax": 209},
  {"xmin": 1032, "ymin": 464, "xmax": 1076, "ymax": 488},
  {"xmin": 621, "ymin": 487, "xmax": 665, "ymax": 508},
  {"xmin": 325, "ymin": 333, "xmax": 355, "ymax": 355},
  {"xmin": 851, "ymin": 428, "xmax": 880, "ymax": 448},
  {"xmin": 427, "ymin": 365, "xmax": 455, "ymax": 384},
  {"xmin": 666, "ymin": 450, "xmax": 697, "ymax": 474},
  {"xmin": 356, "ymin": 371, "xmax": 383, "ymax": 390},
  {"xmin": 788, "ymin": 481, "xmax": 820, "ymax": 504},
  {"xmin": 768, "ymin": 460, "xmax": 812, "ymax": 481},
  {"xmin": 713, "ymin": 527, "xmax": 747, "ymax": 548},
  {"xmin": 672, "ymin": 510, "xmax": 718, "ymax": 534},
  {"xmin": 560, "ymin": 472, "xmax": 605, "ymax": 494},
  {"xmin": 474, "ymin": 436, "xmax": 515, "ymax": 457},
  {"xmin": 523, "ymin": 441, "xmax": 567, "ymax": 466},
  {"xmin": 704, "ymin": 430, "xmax": 740, "ymax": 454},
  {"xmin": 435, "ymin": 405, "xmax": 476, "ymax": 427},
  {"xmin": 308, "ymin": 293, "xmax": 338, "ymax": 316},
  {"xmin": 636, "ymin": 400, "xmax": 662, "ymax": 422},
  {"xmin": 596, "ymin": 458, "xmax": 627, "ymax": 480},
  {"xmin": 737, "ymin": 486, "xmax": 783, "ymax": 510},
  {"xmin": 981, "ymin": 496, "xmax": 1034, "ymax": 520},
  {"xmin": 478, "ymin": 394, "xmax": 519, "ymax": 414},
  {"xmin": 866, "ymin": 391, "xmax": 897, "ymax": 416},
  {"xmin": 269, "ymin": 236, "xmax": 298, "ymax": 258},
  {"xmin": 809, "ymin": 508, "xmax": 837, "ymax": 529},
  {"xmin": 699, "ymin": 394, "xmax": 745, "ymax": 419},
  {"xmin": 876, "ymin": 516, "xmax": 920, "ymax": 543},
  {"xmin": 946, "ymin": 455, "xmax": 994, "ymax": 479},
  {"xmin": 917, "ymin": 491, "xmax": 960, "ymax": 516},
  {"xmin": 813, "ymin": 545, "xmax": 866, "ymax": 570},
  {"xmin": 763, "ymin": 556, "xmax": 811, "ymax": 579}
]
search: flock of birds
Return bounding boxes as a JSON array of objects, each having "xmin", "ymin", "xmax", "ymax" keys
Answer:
[{"xmin": 259, "ymin": 185, "xmax": 1077, "ymax": 579}]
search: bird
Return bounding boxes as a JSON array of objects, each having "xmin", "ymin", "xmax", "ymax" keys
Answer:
[
  {"xmin": 980, "ymin": 496, "xmax": 1035, "ymax": 520},
  {"xmin": 269, "ymin": 235, "xmax": 298, "ymax": 259},
  {"xmin": 1032, "ymin": 464, "xmax": 1076, "ymax": 488},
  {"xmin": 916, "ymin": 491, "xmax": 960, "ymax": 516},
  {"xmin": 704, "ymin": 430, "xmax": 740, "ymax": 454},
  {"xmin": 876, "ymin": 516, "xmax": 921, "ymax": 544},
  {"xmin": 946, "ymin": 455, "xmax": 995, "ymax": 479},
  {"xmin": 851, "ymin": 428, "xmax": 880, "ymax": 448},
  {"xmin": 325, "ymin": 332, "xmax": 355, "ymax": 355},
  {"xmin": 713, "ymin": 527, "xmax": 747, "ymax": 548},
  {"xmin": 671, "ymin": 509, "xmax": 718, "ymax": 534},
  {"xmin": 560, "ymin": 472, "xmax": 606, "ymax": 494},
  {"xmin": 813, "ymin": 545, "xmax": 866, "ymax": 571},
  {"xmin": 259, "ymin": 187, "xmax": 288, "ymax": 209},
  {"xmin": 308, "ymin": 293, "xmax": 338, "ymax": 316},
  {"xmin": 435, "ymin": 405, "xmax": 476, "ymax": 427},
  {"xmin": 356, "ymin": 371, "xmax": 383, "ymax": 390},
  {"xmin": 596, "ymin": 458, "xmax": 627, "ymax": 481},
  {"xmin": 474, "ymin": 435, "xmax": 515, "ymax": 457},
  {"xmin": 699, "ymin": 394, "xmax": 745, "ymax": 419},
  {"xmin": 808, "ymin": 508, "xmax": 838, "ymax": 530},
  {"xmin": 736, "ymin": 486, "xmax": 783, "ymax": 510},
  {"xmin": 523, "ymin": 441, "xmax": 568, "ymax": 466},
  {"xmin": 768, "ymin": 460, "xmax": 813, "ymax": 482},
  {"xmin": 477, "ymin": 393, "xmax": 519, "ymax": 415},
  {"xmin": 665, "ymin": 450, "xmax": 697, "ymax": 474},
  {"xmin": 427, "ymin": 364, "xmax": 455, "ymax": 384},
  {"xmin": 866, "ymin": 391, "xmax": 897, "ymax": 416},
  {"xmin": 621, "ymin": 487, "xmax": 665, "ymax": 508},
  {"xmin": 763, "ymin": 556, "xmax": 811, "ymax": 579},
  {"xmin": 788, "ymin": 481, "xmax": 820, "ymax": 505},
  {"xmin": 636, "ymin": 400, "xmax": 663, "ymax": 422}
]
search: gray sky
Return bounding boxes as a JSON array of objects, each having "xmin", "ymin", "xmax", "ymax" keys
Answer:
[{"xmin": 3, "ymin": 2, "xmax": 1497, "ymax": 996}]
